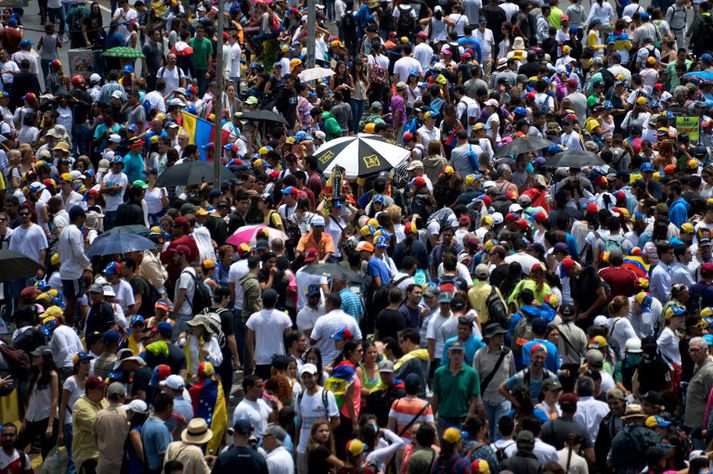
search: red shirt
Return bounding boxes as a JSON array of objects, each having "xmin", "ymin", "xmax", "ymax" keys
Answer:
[{"xmin": 599, "ymin": 266, "xmax": 639, "ymax": 299}]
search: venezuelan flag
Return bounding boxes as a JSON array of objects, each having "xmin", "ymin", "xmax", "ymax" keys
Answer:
[
  {"xmin": 182, "ymin": 111, "xmax": 215, "ymax": 161},
  {"xmin": 622, "ymin": 254, "xmax": 650, "ymax": 279},
  {"xmin": 189, "ymin": 375, "xmax": 227, "ymax": 455}
]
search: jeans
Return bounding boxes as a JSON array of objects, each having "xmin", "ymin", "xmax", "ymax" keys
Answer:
[
  {"xmin": 195, "ymin": 68, "xmax": 208, "ymax": 97},
  {"xmin": 325, "ymin": 0, "xmax": 335, "ymax": 20},
  {"xmin": 485, "ymin": 399, "xmax": 512, "ymax": 441},
  {"xmin": 174, "ymin": 313, "xmax": 192, "ymax": 342},
  {"xmin": 3, "ymin": 278, "xmax": 28, "ymax": 323},
  {"xmin": 64, "ymin": 423, "xmax": 76, "ymax": 474},
  {"xmin": 40, "ymin": 58, "xmax": 53, "ymax": 86},
  {"xmin": 72, "ymin": 123, "xmax": 90, "ymax": 157},
  {"xmin": 437, "ymin": 416, "xmax": 464, "ymax": 439},
  {"xmin": 233, "ymin": 308, "xmax": 246, "ymax": 365},
  {"xmin": 351, "ymin": 99, "xmax": 365, "ymax": 131},
  {"xmin": 48, "ymin": 6, "xmax": 66, "ymax": 36},
  {"xmin": 104, "ymin": 210, "xmax": 117, "ymax": 231}
]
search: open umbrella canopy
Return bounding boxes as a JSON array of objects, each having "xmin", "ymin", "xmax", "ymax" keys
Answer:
[
  {"xmin": 102, "ymin": 224, "xmax": 152, "ymax": 237},
  {"xmin": 683, "ymin": 71, "xmax": 713, "ymax": 82},
  {"xmin": 87, "ymin": 232, "xmax": 157, "ymax": 257},
  {"xmin": 0, "ymin": 250, "xmax": 44, "ymax": 282},
  {"xmin": 225, "ymin": 225, "xmax": 288, "ymax": 247},
  {"xmin": 298, "ymin": 67, "xmax": 335, "ymax": 82},
  {"xmin": 103, "ymin": 46, "xmax": 146, "ymax": 58},
  {"xmin": 496, "ymin": 136, "xmax": 554, "ymax": 157},
  {"xmin": 548, "ymin": 150, "xmax": 605, "ymax": 168},
  {"xmin": 313, "ymin": 134, "xmax": 410, "ymax": 178},
  {"xmin": 302, "ymin": 263, "xmax": 364, "ymax": 283},
  {"xmin": 240, "ymin": 110, "xmax": 288, "ymax": 125},
  {"xmin": 157, "ymin": 161, "xmax": 234, "ymax": 187}
]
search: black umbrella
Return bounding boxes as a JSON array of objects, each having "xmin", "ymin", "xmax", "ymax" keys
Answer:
[
  {"xmin": 495, "ymin": 136, "xmax": 554, "ymax": 157},
  {"xmin": 102, "ymin": 225, "xmax": 152, "ymax": 237},
  {"xmin": 87, "ymin": 233, "xmax": 157, "ymax": 257},
  {"xmin": 313, "ymin": 134, "xmax": 410, "ymax": 178},
  {"xmin": 157, "ymin": 161, "xmax": 234, "ymax": 187},
  {"xmin": 548, "ymin": 150, "xmax": 605, "ymax": 168},
  {"xmin": 0, "ymin": 249, "xmax": 44, "ymax": 282},
  {"xmin": 240, "ymin": 110, "xmax": 288, "ymax": 125},
  {"xmin": 303, "ymin": 263, "xmax": 364, "ymax": 283}
]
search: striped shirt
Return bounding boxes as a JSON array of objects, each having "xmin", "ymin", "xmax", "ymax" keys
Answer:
[
  {"xmin": 98, "ymin": 81, "xmax": 127, "ymax": 105},
  {"xmin": 339, "ymin": 288, "xmax": 364, "ymax": 322},
  {"xmin": 388, "ymin": 396, "xmax": 434, "ymax": 443}
]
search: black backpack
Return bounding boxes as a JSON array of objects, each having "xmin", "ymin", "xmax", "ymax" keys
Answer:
[
  {"xmin": 396, "ymin": 5, "xmax": 416, "ymax": 37},
  {"xmin": 486, "ymin": 286, "xmax": 509, "ymax": 328},
  {"xmin": 342, "ymin": 11, "xmax": 357, "ymax": 38},
  {"xmin": 181, "ymin": 269, "xmax": 211, "ymax": 315}
]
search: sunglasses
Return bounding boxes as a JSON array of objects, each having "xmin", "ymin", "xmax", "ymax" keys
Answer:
[{"xmin": 19, "ymin": 212, "xmax": 30, "ymax": 217}]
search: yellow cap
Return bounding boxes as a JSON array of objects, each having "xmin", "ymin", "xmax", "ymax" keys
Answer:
[
  {"xmin": 51, "ymin": 253, "xmax": 60, "ymax": 266},
  {"xmin": 364, "ymin": 123, "xmax": 376, "ymax": 133},
  {"xmin": 368, "ymin": 218, "xmax": 379, "ymax": 227},
  {"xmin": 42, "ymin": 305, "xmax": 63, "ymax": 320},
  {"xmin": 636, "ymin": 96, "xmax": 647, "ymax": 106},
  {"xmin": 203, "ymin": 258, "xmax": 216, "ymax": 269},
  {"xmin": 443, "ymin": 165, "xmax": 454, "ymax": 176},
  {"xmin": 482, "ymin": 215, "xmax": 494, "ymax": 225},
  {"xmin": 360, "ymin": 225, "xmax": 373, "ymax": 237},
  {"xmin": 259, "ymin": 146, "xmax": 270, "ymax": 155},
  {"xmin": 681, "ymin": 222, "xmax": 694, "ymax": 233},
  {"xmin": 465, "ymin": 174, "xmax": 477, "ymax": 185},
  {"xmin": 196, "ymin": 208, "xmax": 209, "ymax": 216},
  {"xmin": 60, "ymin": 172, "xmax": 73, "ymax": 182},
  {"xmin": 689, "ymin": 159, "xmax": 700, "ymax": 170},
  {"xmin": 443, "ymin": 427, "xmax": 461, "ymax": 443}
]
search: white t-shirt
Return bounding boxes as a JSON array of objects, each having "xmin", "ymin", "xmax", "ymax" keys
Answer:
[
  {"xmin": 266, "ymin": 446, "xmax": 294, "ymax": 474},
  {"xmin": 8, "ymin": 223, "xmax": 47, "ymax": 263},
  {"xmin": 102, "ymin": 171, "xmax": 128, "ymax": 212},
  {"xmin": 174, "ymin": 267, "xmax": 196, "ymax": 316},
  {"xmin": 393, "ymin": 56, "xmax": 423, "ymax": 83},
  {"xmin": 62, "ymin": 376, "xmax": 85, "ymax": 425},
  {"xmin": 228, "ymin": 259, "xmax": 249, "ymax": 310},
  {"xmin": 295, "ymin": 267, "xmax": 327, "ymax": 311},
  {"xmin": 145, "ymin": 187, "xmax": 167, "ymax": 214},
  {"xmin": 447, "ymin": 13, "xmax": 469, "ymax": 37},
  {"xmin": 656, "ymin": 326, "xmax": 681, "ymax": 366},
  {"xmin": 233, "ymin": 398, "xmax": 272, "ymax": 439},
  {"xmin": 158, "ymin": 65, "xmax": 186, "ymax": 95},
  {"xmin": 310, "ymin": 310, "xmax": 363, "ymax": 365},
  {"xmin": 111, "ymin": 279, "xmax": 136, "ymax": 313},
  {"xmin": 294, "ymin": 388, "xmax": 339, "ymax": 453},
  {"xmin": 297, "ymin": 304, "xmax": 325, "ymax": 334},
  {"xmin": 426, "ymin": 312, "xmax": 454, "ymax": 359},
  {"xmin": 229, "ymin": 43, "xmax": 242, "ymax": 78},
  {"xmin": 245, "ymin": 308, "xmax": 292, "ymax": 365}
]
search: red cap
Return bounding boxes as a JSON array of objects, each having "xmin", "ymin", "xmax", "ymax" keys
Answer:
[
  {"xmin": 24, "ymin": 93, "xmax": 36, "ymax": 102},
  {"xmin": 174, "ymin": 216, "xmax": 190, "ymax": 228},
  {"xmin": 534, "ymin": 211, "xmax": 547, "ymax": 223},
  {"xmin": 20, "ymin": 286, "xmax": 40, "ymax": 298},
  {"xmin": 561, "ymin": 14, "xmax": 569, "ymax": 21},
  {"xmin": 702, "ymin": 262, "xmax": 713, "ymax": 278},
  {"xmin": 85, "ymin": 375, "xmax": 106, "ymax": 391},
  {"xmin": 566, "ymin": 78, "xmax": 578, "ymax": 87},
  {"xmin": 561, "ymin": 257, "xmax": 576, "ymax": 270},
  {"xmin": 412, "ymin": 176, "xmax": 426, "ymax": 187},
  {"xmin": 505, "ymin": 212, "xmax": 517, "ymax": 222},
  {"xmin": 664, "ymin": 164, "xmax": 676, "ymax": 175},
  {"xmin": 531, "ymin": 262, "xmax": 544, "ymax": 272},
  {"xmin": 516, "ymin": 219, "xmax": 529, "ymax": 230},
  {"xmin": 174, "ymin": 245, "xmax": 191, "ymax": 256},
  {"xmin": 654, "ymin": 83, "xmax": 663, "ymax": 91},
  {"xmin": 526, "ymin": 91, "xmax": 536, "ymax": 101},
  {"xmin": 505, "ymin": 191, "xmax": 516, "ymax": 200},
  {"xmin": 304, "ymin": 248, "xmax": 319, "ymax": 263},
  {"xmin": 404, "ymin": 222, "xmax": 416, "ymax": 235},
  {"xmin": 403, "ymin": 132, "xmax": 414, "ymax": 142},
  {"xmin": 615, "ymin": 191, "xmax": 626, "ymax": 201},
  {"xmin": 586, "ymin": 203, "xmax": 599, "ymax": 214},
  {"xmin": 458, "ymin": 215, "xmax": 472, "ymax": 226}
]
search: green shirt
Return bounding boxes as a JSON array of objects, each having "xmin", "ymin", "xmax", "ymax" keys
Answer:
[
  {"xmin": 407, "ymin": 447, "xmax": 438, "ymax": 474},
  {"xmin": 432, "ymin": 364, "xmax": 480, "ymax": 418},
  {"xmin": 190, "ymin": 37, "xmax": 213, "ymax": 71}
]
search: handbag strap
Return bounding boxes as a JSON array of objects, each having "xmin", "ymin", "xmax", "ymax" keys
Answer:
[
  {"xmin": 480, "ymin": 348, "xmax": 509, "ymax": 394},
  {"xmin": 398, "ymin": 400, "xmax": 431, "ymax": 437}
]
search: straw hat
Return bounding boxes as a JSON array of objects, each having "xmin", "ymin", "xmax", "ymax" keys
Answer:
[{"xmin": 181, "ymin": 418, "xmax": 213, "ymax": 444}]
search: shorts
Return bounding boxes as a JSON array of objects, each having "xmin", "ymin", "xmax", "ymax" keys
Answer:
[{"xmin": 62, "ymin": 278, "xmax": 84, "ymax": 299}]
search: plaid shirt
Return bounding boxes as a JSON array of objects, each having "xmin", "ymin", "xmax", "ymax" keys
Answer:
[{"xmin": 339, "ymin": 288, "xmax": 363, "ymax": 322}]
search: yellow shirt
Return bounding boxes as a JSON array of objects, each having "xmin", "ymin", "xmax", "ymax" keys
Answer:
[
  {"xmin": 72, "ymin": 395, "xmax": 108, "ymax": 468},
  {"xmin": 468, "ymin": 280, "xmax": 503, "ymax": 325}
]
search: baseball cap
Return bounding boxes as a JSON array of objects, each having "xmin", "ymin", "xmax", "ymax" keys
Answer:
[
  {"xmin": 85, "ymin": 375, "xmax": 106, "ymax": 391},
  {"xmin": 122, "ymin": 399, "xmax": 149, "ymax": 414},
  {"xmin": 160, "ymin": 374, "xmax": 186, "ymax": 390},
  {"xmin": 645, "ymin": 415, "xmax": 672, "ymax": 428},
  {"xmin": 304, "ymin": 248, "xmax": 319, "ymax": 263},
  {"xmin": 442, "ymin": 427, "xmax": 461, "ymax": 444},
  {"xmin": 378, "ymin": 360, "xmax": 394, "ymax": 373},
  {"xmin": 300, "ymin": 363, "xmax": 318, "ymax": 376},
  {"xmin": 233, "ymin": 419, "xmax": 253, "ymax": 435}
]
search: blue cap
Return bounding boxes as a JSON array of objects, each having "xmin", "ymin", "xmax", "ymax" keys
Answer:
[
  {"xmin": 73, "ymin": 352, "xmax": 94, "ymax": 365},
  {"xmin": 110, "ymin": 155, "xmax": 124, "ymax": 165},
  {"xmin": 640, "ymin": 12, "xmax": 649, "ymax": 20},
  {"xmin": 19, "ymin": 39, "xmax": 32, "ymax": 48},
  {"xmin": 157, "ymin": 321, "xmax": 173, "ymax": 338},
  {"xmin": 514, "ymin": 107, "xmax": 527, "ymax": 116},
  {"xmin": 281, "ymin": 185, "xmax": 296, "ymax": 195},
  {"xmin": 640, "ymin": 162, "xmax": 655, "ymax": 173},
  {"xmin": 102, "ymin": 329, "xmax": 121, "ymax": 344},
  {"xmin": 307, "ymin": 285, "xmax": 321, "ymax": 297},
  {"xmin": 103, "ymin": 261, "xmax": 121, "ymax": 275},
  {"xmin": 131, "ymin": 315, "xmax": 145, "ymax": 326},
  {"xmin": 375, "ymin": 235, "xmax": 388, "ymax": 248},
  {"xmin": 123, "ymin": 65, "xmax": 134, "ymax": 74},
  {"xmin": 702, "ymin": 53, "xmax": 713, "ymax": 64},
  {"xmin": 704, "ymin": 334, "xmax": 713, "ymax": 346},
  {"xmin": 8, "ymin": 17, "xmax": 16, "ymax": 26},
  {"xmin": 373, "ymin": 194, "xmax": 384, "ymax": 203}
]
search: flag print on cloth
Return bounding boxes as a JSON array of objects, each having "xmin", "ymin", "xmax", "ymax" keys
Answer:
[{"xmin": 188, "ymin": 362, "xmax": 227, "ymax": 455}]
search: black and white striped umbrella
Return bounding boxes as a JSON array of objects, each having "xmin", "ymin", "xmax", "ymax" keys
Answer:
[{"xmin": 313, "ymin": 134, "xmax": 410, "ymax": 178}]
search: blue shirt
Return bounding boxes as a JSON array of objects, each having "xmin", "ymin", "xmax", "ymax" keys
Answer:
[
  {"xmin": 457, "ymin": 36, "xmax": 482, "ymax": 63},
  {"xmin": 521, "ymin": 338, "xmax": 561, "ymax": 373},
  {"xmin": 668, "ymin": 197, "xmax": 690, "ymax": 227},
  {"xmin": 141, "ymin": 416, "xmax": 172, "ymax": 471},
  {"xmin": 441, "ymin": 335, "xmax": 485, "ymax": 366},
  {"xmin": 339, "ymin": 288, "xmax": 364, "ymax": 322},
  {"xmin": 367, "ymin": 256, "xmax": 391, "ymax": 286},
  {"xmin": 122, "ymin": 152, "xmax": 145, "ymax": 183}
]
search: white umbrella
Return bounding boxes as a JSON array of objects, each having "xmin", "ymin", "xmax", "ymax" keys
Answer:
[
  {"xmin": 298, "ymin": 67, "xmax": 335, "ymax": 82},
  {"xmin": 313, "ymin": 134, "xmax": 411, "ymax": 178}
]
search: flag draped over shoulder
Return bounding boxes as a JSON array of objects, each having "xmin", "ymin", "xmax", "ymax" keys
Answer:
[
  {"xmin": 324, "ymin": 360, "xmax": 356, "ymax": 409},
  {"xmin": 188, "ymin": 362, "xmax": 227, "ymax": 454},
  {"xmin": 181, "ymin": 112, "xmax": 214, "ymax": 161}
]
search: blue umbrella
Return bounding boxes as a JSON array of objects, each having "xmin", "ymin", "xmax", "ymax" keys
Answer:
[
  {"xmin": 86, "ymin": 233, "xmax": 157, "ymax": 257},
  {"xmin": 683, "ymin": 71, "xmax": 713, "ymax": 81}
]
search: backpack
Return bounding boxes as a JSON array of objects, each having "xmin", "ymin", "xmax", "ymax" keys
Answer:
[
  {"xmin": 396, "ymin": 5, "xmax": 416, "ymax": 37},
  {"xmin": 181, "ymin": 269, "xmax": 211, "ymax": 315},
  {"xmin": 486, "ymin": 286, "xmax": 509, "ymax": 328},
  {"xmin": 598, "ymin": 234, "xmax": 626, "ymax": 255},
  {"xmin": 669, "ymin": 5, "xmax": 686, "ymax": 30},
  {"xmin": 369, "ymin": 56, "xmax": 387, "ymax": 85},
  {"xmin": 698, "ymin": 15, "xmax": 713, "ymax": 53},
  {"xmin": 495, "ymin": 441, "xmax": 515, "ymax": 462},
  {"xmin": 342, "ymin": 11, "xmax": 357, "ymax": 38},
  {"xmin": 610, "ymin": 424, "xmax": 660, "ymax": 469},
  {"xmin": 142, "ymin": 98, "xmax": 153, "ymax": 117},
  {"xmin": 68, "ymin": 7, "xmax": 86, "ymax": 38},
  {"xmin": 511, "ymin": 315, "xmax": 534, "ymax": 360},
  {"xmin": 371, "ymin": 274, "xmax": 411, "ymax": 317}
]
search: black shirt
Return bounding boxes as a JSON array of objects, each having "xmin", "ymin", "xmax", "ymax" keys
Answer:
[
  {"xmin": 130, "ymin": 366, "xmax": 152, "ymax": 398},
  {"xmin": 71, "ymin": 89, "xmax": 93, "ymax": 124},
  {"xmin": 375, "ymin": 308, "xmax": 407, "ymax": 341},
  {"xmin": 86, "ymin": 301, "xmax": 115, "ymax": 336},
  {"xmin": 276, "ymin": 87, "xmax": 298, "ymax": 129},
  {"xmin": 129, "ymin": 275, "xmax": 154, "ymax": 317},
  {"xmin": 541, "ymin": 416, "xmax": 593, "ymax": 450},
  {"xmin": 116, "ymin": 202, "xmax": 145, "ymax": 227},
  {"xmin": 308, "ymin": 445, "xmax": 332, "ymax": 473},
  {"xmin": 571, "ymin": 266, "xmax": 604, "ymax": 326},
  {"xmin": 213, "ymin": 445, "xmax": 268, "ymax": 474}
]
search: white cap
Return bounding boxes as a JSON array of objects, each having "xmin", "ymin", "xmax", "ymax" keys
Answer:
[
  {"xmin": 122, "ymin": 399, "xmax": 148, "ymax": 414},
  {"xmin": 90, "ymin": 73, "xmax": 101, "ymax": 83},
  {"xmin": 160, "ymin": 374, "xmax": 185, "ymax": 390},
  {"xmin": 300, "ymin": 363, "xmax": 318, "ymax": 376},
  {"xmin": 111, "ymin": 90, "xmax": 123, "ymax": 99},
  {"xmin": 103, "ymin": 285, "xmax": 116, "ymax": 297},
  {"xmin": 483, "ymin": 181, "xmax": 496, "ymax": 189},
  {"xmin": 169, "ymin": 98, "xmax": 186, "ymax": 107},
  {"xmin": 109, "ymin": 134, "xmax": 122, "ymax": 143},
  {"xmin": 491, "ymin": 212, "xmax": 503, "ymax": 225},
  {"xmin": 509, "ymin": 203, "xmax": 523, "ymax": 213},
  {"xmin": 593, "ymin": 315, "xmax": 609, "ymax": 328}
]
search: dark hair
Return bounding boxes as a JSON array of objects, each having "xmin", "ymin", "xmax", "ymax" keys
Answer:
[
  {"xmin": 415, "ymin": 424, "xmax": 436, "ymax": 447},
  {"xmin": 400, "ymin": 327, "xmax": 420, "ymax": 345},
  {"xmin": 498, "ymin": 415, "xmax": 515, "ymax": 436},
  {"xmin": 285, "ymin": 330, "xmax": 303, "ymax": 350},
  {"xmin": 325, "ymin": 293, "xmax": 342, "ymax": 308},
  {"xmin": 303, "ymin": 347, "xmax": 324, "ymax": 382},
  {"xmin": 243, "ymin": 374, "xmax": 262, "ymax": 392},
  {"xmin": 164, "ymin": 460, "xmax": 184, "ymax": 474},
  {"xmin": 521, "ymin": 416, "xmax": 542, "ymax": 436},
  {"xmin": 333, "ymin": 340, "xmax": 360, "ymax": 366},
  {"xmin": 153, "ymin": 392, "xmax": 174, "ymax": 413},
  {"xmin": 247, "ymin": 255, "xmax": 261, "ymax": 270}
]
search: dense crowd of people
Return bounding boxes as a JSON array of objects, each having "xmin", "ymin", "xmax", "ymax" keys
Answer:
[{"xmin": 5, "ymin": 0, "xmax": 713, "ymax": 472}]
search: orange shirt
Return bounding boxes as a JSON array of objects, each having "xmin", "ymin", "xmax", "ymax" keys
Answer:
[{"xmin": 296, "ymin": 231, "xmax": 335, "ymax": 259}]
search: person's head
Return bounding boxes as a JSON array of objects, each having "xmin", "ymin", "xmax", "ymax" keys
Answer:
[
  {"xmin": 399, "ymin": 327, "xmax": 420, "ymax": 353},
  {"xmin": 414, "ymin": 423, "xmax": 436, "ymax": 448},
  {"xmin": 153, "ymin": 392, "xmax": 174, "ymax": 418},
  {"xmin": 242, "ymin": 374, "xmax": 264, "ymax": 400},
  {"xmin": 163, "ymin": 460, "xmax": 184, "ymax": 474},
  {"xmin": 690, "ymin": 336, "xmax": 709, "ymax": 364},
  {"xmin": 85, "ymin": 375, "xmax": 106, "ymax": 403},
  {"xmin": 309, "ymin": 419, "xmax": 332, "ymax": 446},
  {"xmin": 529, "ymin": 344, "xmax": 547, "ymax": 369},
  {"xmin": 263, "ymin": 424, "xmax": 287, "ymax": 452},
  {"xmin": 457, "ymin": 316, "xmax": 474, "ymax": 341}
]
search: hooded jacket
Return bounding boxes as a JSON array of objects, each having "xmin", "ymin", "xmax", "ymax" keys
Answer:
[{"xmin": 321, "ymin": 112, "xmax": 342, "ymax": 141}]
